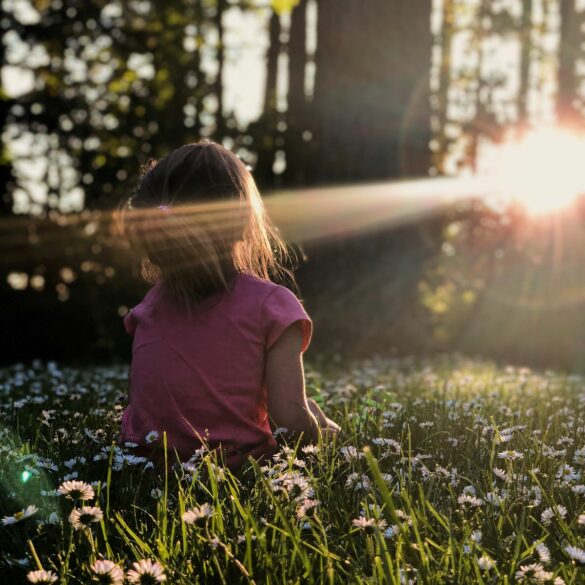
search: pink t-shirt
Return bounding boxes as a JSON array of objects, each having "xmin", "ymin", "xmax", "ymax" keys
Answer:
[{"xmin": 120, "ymin": 272, "xmax": 312, "ymax": 469}]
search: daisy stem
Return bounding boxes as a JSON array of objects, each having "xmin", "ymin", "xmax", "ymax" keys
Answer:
[{"xmin": 27, "ymin": 539, "xmax": 43, "ymax": 571}]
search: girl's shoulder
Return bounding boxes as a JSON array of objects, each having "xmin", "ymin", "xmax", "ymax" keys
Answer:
[{"xmin": 236, "ymin": 272, "xmax": 296, "ymax": 303}]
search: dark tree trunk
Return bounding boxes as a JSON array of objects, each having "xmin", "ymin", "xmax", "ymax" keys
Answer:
[
  {"xmin": 0, "ymin": 31, "xmax": 14, "ymax": 216},
  {"xmin": 309, "ymin": 0, "xmax": 432, "ymax": 184},
  {"xmin": 252, "ymin": 10, "xmax": 281, "ymax": 186},
  {"xmin": 214, "ymin": 0, "xmax": 226, "ymax": 140},
  {"xmin": 517, "ymin": 0, "xmax": 533, "ymax": 129},
  {"xmin": 283, "ymin": 0, "xmax": 308, "ymax": 185},
  {"xmin": 557, "ymin": 0, "xmax": 583, "ymax": 127},
  {"xmin": 434, "ymin": 0, "xmax": 454, "ymax": 175}
]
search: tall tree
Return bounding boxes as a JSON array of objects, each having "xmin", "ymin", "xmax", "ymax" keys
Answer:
[
  {"xmin": 557, "ymin": 0, "xmax": 584, "ymax": 127},
  {"xmin": 307, "ymin": 0, "xmax": 433, "ymax": 183},
  {"xmin": 0, "ymin": 33, "xmax": 15, "ymax": 216},
  {"xmin": 517, "ymin": 0, "xmax": 533, "ymax": 129},
  {"xmin": 282, "ymin": 0, "xmax": 308, "ymax": 185},
  {"xmin": 249, "ymin": 9, "xmax": 282, "ymax": 186}
]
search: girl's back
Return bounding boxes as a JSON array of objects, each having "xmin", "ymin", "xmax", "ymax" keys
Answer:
[{"xmin": 121, "ymin": 272, "xmax": 311, "ymax": 468}]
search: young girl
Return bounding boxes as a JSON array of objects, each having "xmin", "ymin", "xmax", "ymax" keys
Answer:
[{"xmin": 118, "ymin": 140, "xmax": 339, "ymax": 469}]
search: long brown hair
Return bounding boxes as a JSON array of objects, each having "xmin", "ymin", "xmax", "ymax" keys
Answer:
[{"xmin": 116, "ymin": 140, "xmax": 297, "ymax": 311}]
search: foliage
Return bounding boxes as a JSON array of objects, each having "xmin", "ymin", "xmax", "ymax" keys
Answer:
[{"xmin": 2, "ymin": 356, "xmax": 585, "ymax": 583}]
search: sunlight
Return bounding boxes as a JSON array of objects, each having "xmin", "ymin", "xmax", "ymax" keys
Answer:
[{"xmin": 484, "ymin": 127, "xmax": 585, "ymax": 215}]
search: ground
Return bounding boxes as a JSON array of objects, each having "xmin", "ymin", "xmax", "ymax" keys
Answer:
[{"xmin": 1, "ymin": 355, "xmax": 585, "ymax": 584}]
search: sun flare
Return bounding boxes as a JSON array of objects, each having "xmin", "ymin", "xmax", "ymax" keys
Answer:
[{"xmin": 484, "ymin": 127, "xmax": 585, "ymax": 215}]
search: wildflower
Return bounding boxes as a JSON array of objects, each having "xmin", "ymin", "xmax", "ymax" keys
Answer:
[
  {"xmin": 209, "ymin": 463, "xmax": 227, "ymax": 482},
  {"xmin": 536, "ymin": 543, "xmax": 551, "ymax": 564},
  {"xmin": 145, "ymin": 431, "xmax": 159, "ymax": 444},
  {"xmin": 272, "ymin": 427, "xmax": 288, "ymax": 438},
  {"xmin": 340, "ymin": 446, "xmax": 363, "ymax": 461},
  {"xmin": 556, "ymin": 465, "xmax": 580, "ymax": 483},
  {"xmin": 182, "ymin": 503, "xmax": 214, "ymax": 525},
  {"xmin": 296, "ymin": 499, "xmax": 319, "ymax": 519},
  {"xmin": 351, "ymin": 517, "xmax": 387, "ymax": 533},
  {"xmin": 515, "ymin": 563, "xmax": 552, "ymax": 582},
  {"xmin": 276, "ymin": 473, "xmax": 313, "ymax": 501},
  {"xmin": 301, "ymin": 444, "xmax": 319, "ymax": 454},
  {"xmin": 345, "ymin": 472, "xmax": 370, "ymax": 491},
  {"xmin": 477, "ymin": 555, "xmax": 495, "ymax": 571},
  {"xmin": 150, "ymin": 488, "xmax": 163, "ymax": 500},
  {"xmin": 573, "ymin": 447, "xmax": 585, "ymax": 465},
  {"xmin": 91, "ymin": 560, "xmax": 124, "ymax": 585},
  {"xmin": 62, "ymin": 471, "xmax": 79, "ymax": 481},
  {"xmin": 384, "ymin": 525, "xmax": 400, "ymax": 538},
  {"xmin": 541, "ymin": 505, "xmax": 567, "ymax": 526},
  {"xmin": 26, "ymin": 570, "xmax": 58, "ymax": 584},
  {"xmin": 112, "ymin": 453, "xmax": 148, "ymax": 470},
  {"xmin": 565, "ymin": 544, "xmax": 585, "ymax": 563},
  {"xmin": 457, "ymin": 494, "xmax": 483, "ymax": 508},
  {"xmin": 2, "ymin": 505, "xmax": 38, "ymax": 525},
  {"xmin": 58, "ymin": 480, "xmax": 95, "ymax": 501},
  {"xmin": 571, "ymin": 484, "xmax": 585, "ymax": 494},
  {"xmin": 69, "ymin": 506, "xmax": 103, "ymax": 530},
  {"xmin": 493, "ymin": 467, "xmax": 508, "ymax": 481},
  {"xmin": 578, "ymin": 515, "xmax": 585, "ymax": 526},
  {"xmin": 126, "ymin": 559, "xmax": 167, "ymax": 583},
  {"xmin": 485, "ymin": 492, "xmax": 503, "ymax": 507},
  {"xmin": 471, "ymin": 530, "xmax": 482, "ymax": 543},
  {"xmin": 497, "ymin": 450, "xmax": 524, "ymax": 461}
]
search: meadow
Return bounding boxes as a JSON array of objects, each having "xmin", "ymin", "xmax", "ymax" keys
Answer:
[{"xmin": 1, "ymin": 355, "xmax": 585, "ymax": 584}]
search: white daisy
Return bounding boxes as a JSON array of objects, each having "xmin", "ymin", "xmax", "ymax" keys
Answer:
[
  {"xmin": 351, "ymin": 517, "xmax": 387, "ymax": 532},
  {"xmin": 58, "ymin": 480, "xmax": 95, "ymax": 501},
  {"xmin": 477, "ymin": 555, "xmax": 495, "ymax": 571},
  {"xmin": 2, "ymin": 505, "xmax": 38, "ymax": 525},
  {"xmin": 182, "ymin": 503, "xmax": 214, "ymax": 525},
  {"xmin": 345, "ymin": 472, "xmax": 370, "ymax": 491},
  {"xmin": 497, "ymin": 450, "xmax": 524, "ymax": 461},
  {"xmin": 565, "ymin": 544, "xmax": 585, "ymax": 563},
  {"xmin": 536, "ymin": 543, "xmax": 551, "ymax": 564},
  {"xmin": 457, "ymin": 494, "xmax": 483, "ymax": 508},
  {"xmin": 296, "ymin": 499, "xmax": 319, "ymax": 519},
  {"xmin": 515, "ymin": 563, "xmax": 552, "ymax": 582},
  {"xmin": 27, "ymin": 570, "xmax": 58, "ymax": 584},
  {"xmin": 556, "ymin": 465, "xmax": 580, "ymax": 483},
  {"xmin": 145, "ymin": 431, "xmax": 159, "ymax": 444},
  {"xmin": 126, "ymin": 559, "xmax": 167, "ymax": 583},
  {"xmin": 91, "ymin": 559, "xmax": 124, "ymax": 585},
  {"xmin": 470, "ymin": 530, "xmax": 482, "ymax": 543},
  {"xmin": 69, "ymin": 506, "xmax": 103, "ymax": 530},
  {"xmin": 541, "ymin": 505, "xmax": 567, "ymax": 526},
  {"xmin": 340, "ymin": 446, "xmax": 363, "ymax": 461}
]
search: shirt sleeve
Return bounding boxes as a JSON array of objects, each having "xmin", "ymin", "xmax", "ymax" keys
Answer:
[
  {"xmin": 261, "ymin": 286, "xmax": 312, "ymax": 353},
  {"xmin": 123, "ymin": 309, "xmax": 137, "ymax": 337}
]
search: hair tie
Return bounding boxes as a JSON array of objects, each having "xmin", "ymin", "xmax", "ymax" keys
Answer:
[{"xmin": 157, "ymin": 205, "xmax": 172, "ymax": 215}]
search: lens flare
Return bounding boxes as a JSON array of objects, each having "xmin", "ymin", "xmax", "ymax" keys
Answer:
[{"xmin": 483, "ymin": 127, "xmax": 585, "ymax": 215}]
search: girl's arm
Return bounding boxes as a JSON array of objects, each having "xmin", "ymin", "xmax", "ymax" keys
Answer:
[
  {"xmin": 266, "ymin": 322, "xmax": 321, "ymax": 445},
  {"xmin": 307, "ymin": 398, "xmax": 341, "ymax": 435}
]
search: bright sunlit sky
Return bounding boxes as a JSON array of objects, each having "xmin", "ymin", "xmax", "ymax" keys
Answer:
[{"xmin": 4, "ymin": 0, "xmax": 585, "ymax": 216}]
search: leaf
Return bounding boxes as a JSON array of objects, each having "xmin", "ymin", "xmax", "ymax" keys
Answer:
[{"xmin": 271, "ymin": 0, "xmax": 301, "ymax": 15}]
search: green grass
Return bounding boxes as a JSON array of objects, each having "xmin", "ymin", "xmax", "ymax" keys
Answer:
[{"xmin": 1, "ymin": 355, "xmax": 585, "ymax": 583}]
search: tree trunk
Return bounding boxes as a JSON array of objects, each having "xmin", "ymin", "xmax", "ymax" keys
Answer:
[
  {"xmin": 283, "ymin": 0, "xmax": 308, "ymax": 185},
  {"xmin": 310, "ymin": 0, "xmax": 432, "ymax": 183},
  {"xmin": 214, "ymin": 0, "xmax": 226, "ymax": 140},
  {"xmin": 517, "ymin": 0, "xmax": 533, "ymax": 129},
  {"xmin": 557, "ymin": 0, "xmax": 583, "ymax": 127}
]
